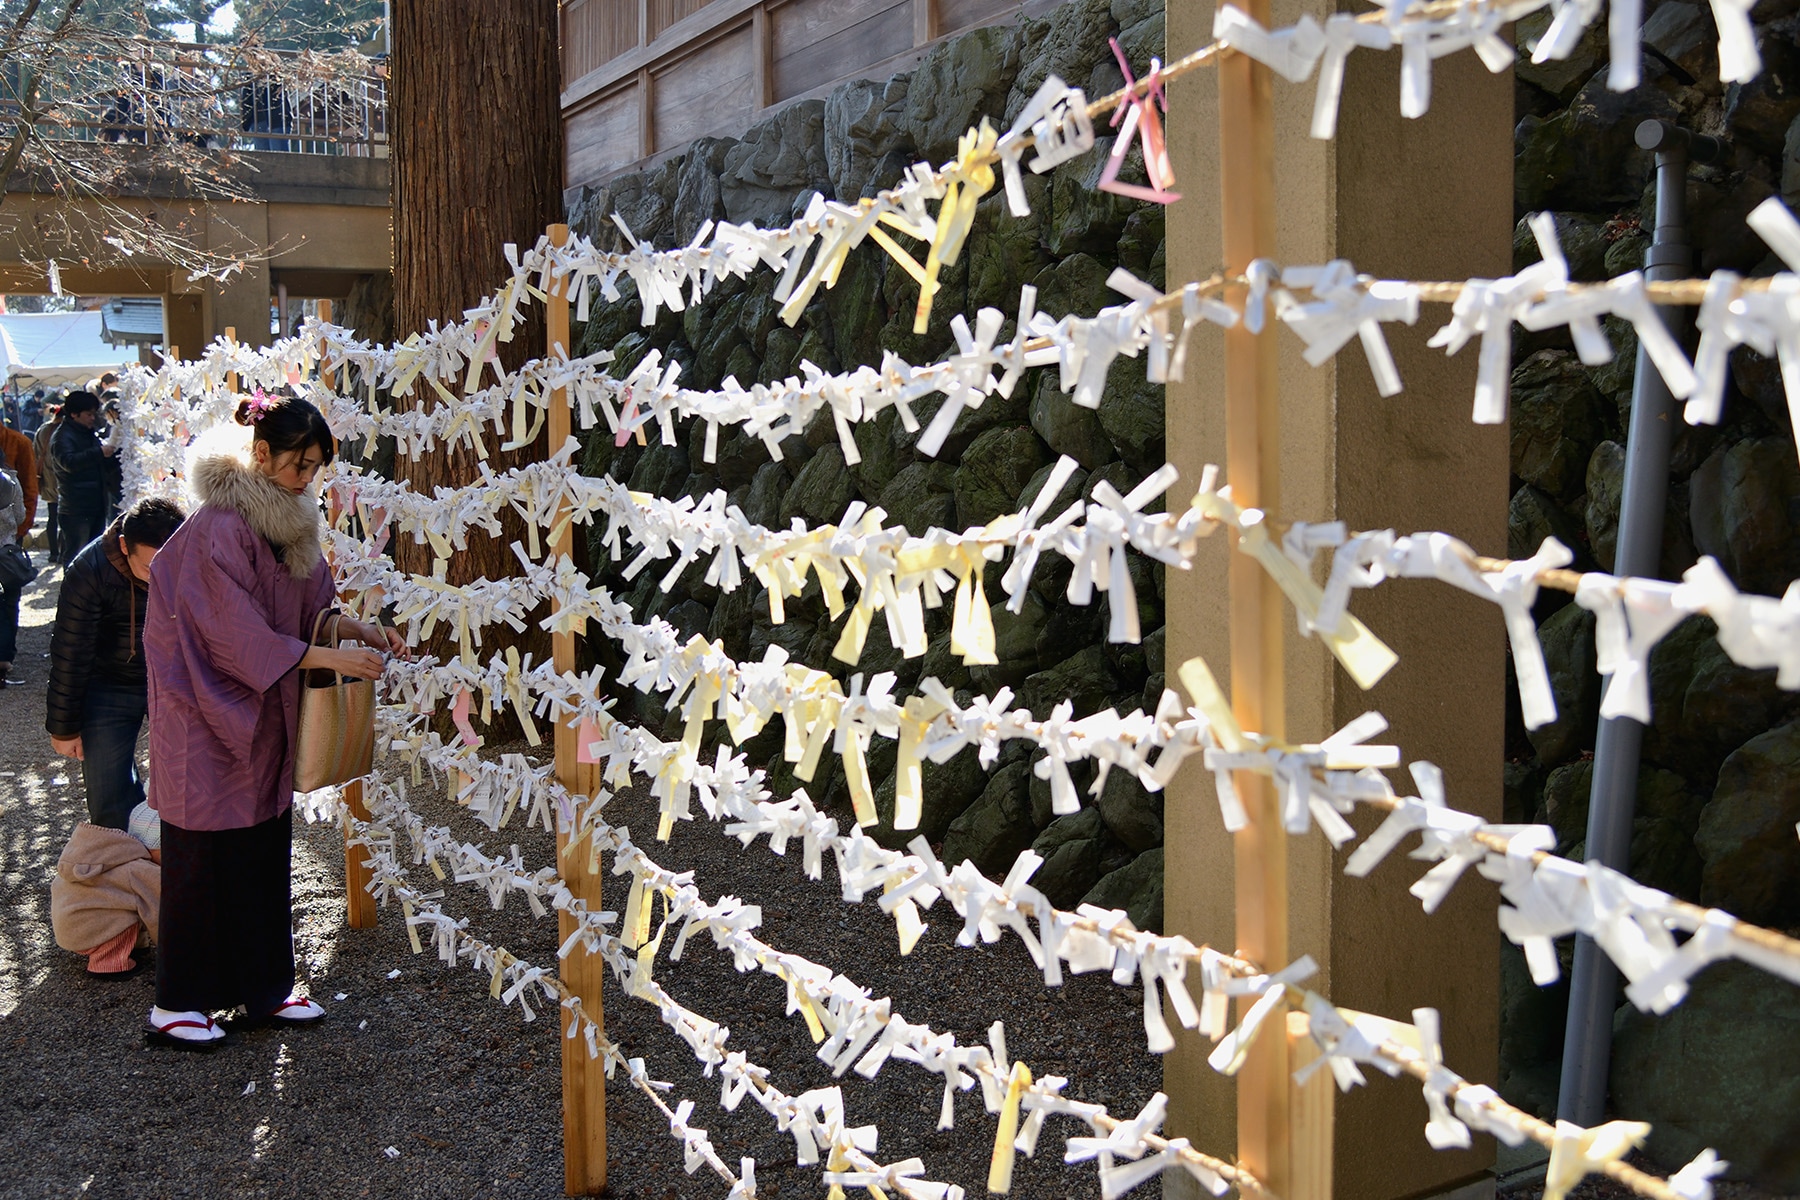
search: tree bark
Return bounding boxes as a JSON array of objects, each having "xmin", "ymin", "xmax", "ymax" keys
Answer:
[{"xmin": 390, "ymin": 0, "xmax": 560, "ymax": 636}]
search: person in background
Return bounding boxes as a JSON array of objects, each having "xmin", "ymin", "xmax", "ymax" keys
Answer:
[
  {"xmin": 0, "ymin": 456, "xmax": 26, "ymax": 688},
  {"xmin": 52, "ymin": 391, "xmax": 113, "ymax": 565},
  {"xmin": 0, "ymin": 414, "xmax": 38, "ymax": 540},
  {"xmin": 50, "ymin": 800, "xmax": 162, "ymax": 978},
  {"xmin": 47, "ymin": 497, "xmax": 186, "ymax": 829},
  {"xmin": 143, "ymin": 396, "xmax": 403, "ymax": 1049},
  {"xmin": 0, "ymin": 417, "xmax": 38, "ymax": 688},
  {"xmin": 100, "ymin": 398, "xmax": 124, "ymax": 523},
  {"xmin": 23, "ymin": 389, "xmax": 43, "ymax": 434},
  {"xmin": 34, "ymin": 402, "xmax": 61, "ymax": 564}
]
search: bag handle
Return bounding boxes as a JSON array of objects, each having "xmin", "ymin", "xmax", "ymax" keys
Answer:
[
  {"xmin": 305, "ymin": 608, "xmax": 346, "ymax": 686},
  {"xmin": 308, "ymin": 607, "xmax": 341, "ymax": 649}
]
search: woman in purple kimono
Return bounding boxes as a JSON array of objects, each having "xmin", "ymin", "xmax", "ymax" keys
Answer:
[{"xmin": 142, "ymin": 395, "xmax": 403, "ymax": 1050}]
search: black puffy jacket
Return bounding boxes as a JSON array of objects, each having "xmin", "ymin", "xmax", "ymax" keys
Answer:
[
  {"xmin": 46, "ymin": 518, "xmax": 147, "ymax": 737},
  {"xmin": 52, "ymin": 418, "xmax": 107, "ymax": 518}
]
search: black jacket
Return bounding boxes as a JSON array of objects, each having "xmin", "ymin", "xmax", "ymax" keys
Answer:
[
  {"xmin": 46, "ymin": 518, "xmax": 147, "ymax": 736},
  {"xmin": 51, "ymin": 419, "xmax": 107, "ymax": 518}
]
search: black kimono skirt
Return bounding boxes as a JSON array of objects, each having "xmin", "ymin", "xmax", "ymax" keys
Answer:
[{"xmin": 154, "ymin": 807, "xmax": 295, "ymax": 1016}]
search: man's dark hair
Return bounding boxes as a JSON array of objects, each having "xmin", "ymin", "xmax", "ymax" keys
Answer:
[
  {"xmin": 61, "ymin": 390, "xmax": 100, "ymax": 416},
  {"xmin": 120, "ymin": 497, "xmax": 186, "ymax": 550}
]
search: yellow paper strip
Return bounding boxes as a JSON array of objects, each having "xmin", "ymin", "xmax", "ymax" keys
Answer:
[
  {"xmin": 1177, "ymin": 655, "xmax": 1247, "ymax": 751},
  {"xmin": 987, "ymin": 1061, "xmax": 1033, "ymax": 1194}
]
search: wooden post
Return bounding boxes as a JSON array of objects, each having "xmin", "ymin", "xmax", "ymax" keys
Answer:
[
  {"xmin": 223, "ymin": 326, "xmax": 238, "ymax": 393},
  {"xmin": 1219, "ymin": 8, "xmax": 1296, "ymax": 1195},
  {"xmin": 547, "ymin": 223, "xmax": 608, "ymax": 1196},
  {"xmin": 1287, "ymin": 1012, "xmax": 1334, "ymax": 1200},
  {"xmin": 317, "ymin": 297, "xmax": 381, "ymax": 932}
]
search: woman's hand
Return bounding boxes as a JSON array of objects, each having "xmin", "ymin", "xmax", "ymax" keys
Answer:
[
  {"xmin": 299, "ymin": 644, "xmax": 386, "ymax": 680},
  {"xmin": 346, "ymin": 618, "xmax": 411, "ymax": 662},
  {"xmin": 51, "ymin": 734, "xmax": 84, "ymax": 760},
  {"xmin": 369, "ymin": 623, "xmax": 411, "ymax": 661}
]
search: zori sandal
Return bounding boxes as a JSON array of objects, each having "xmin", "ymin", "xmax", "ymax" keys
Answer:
[
  {"xmin": 144, "ymin": 1007, "xmax": 226, "ymax": 1051},
  {"xmin": 267, "ymin": 994, "xmax": 327, "ymax": 1024}
]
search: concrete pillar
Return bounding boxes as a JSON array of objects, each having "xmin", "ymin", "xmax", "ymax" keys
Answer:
[
  {"xmin": 161, "ymin": 293, "xmax": 204, "ymax": 361},
  {"xmin": 202, "ymin": 201, "xmax": 274, "ymax": 349},
  {"xmin": 1161, "ymin": 4, "xmax": 1512, "ymax": 1199}
]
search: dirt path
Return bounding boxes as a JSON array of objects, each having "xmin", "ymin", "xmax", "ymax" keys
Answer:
[{"xmin": 0, "ymin": 532, "xmax": 1161, "ymax": 1199}]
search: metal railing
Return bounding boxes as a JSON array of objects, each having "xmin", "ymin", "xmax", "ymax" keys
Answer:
[{"xmin": 5, "ymin": 39, "xmax": 387, "ymax": 158}]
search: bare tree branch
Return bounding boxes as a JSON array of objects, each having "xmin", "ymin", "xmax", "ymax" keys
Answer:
[{"xmin": 0, "ymin": 0, "xmax": 382, "ymax": 279}]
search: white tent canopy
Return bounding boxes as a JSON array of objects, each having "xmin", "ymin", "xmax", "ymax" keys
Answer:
[{"xmin": 0, "ymin": 311, "xmax": 135, "ymax": 388}]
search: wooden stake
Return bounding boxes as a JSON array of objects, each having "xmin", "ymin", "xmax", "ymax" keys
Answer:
[
  {"xmin": 1219, "ymin": 9, "xmax": 1297, "ymax": 1195},
  {"xmin": 547, "ymin": 223, "xmax": 608, "ymax": 1197},
  {"xmin": 1287, "ymin": 1012, "xmax": 1334, "ymax": 1200},
  {"xmin": 224, "ymin": 326, "xmax": 238, "ymax": 393}
]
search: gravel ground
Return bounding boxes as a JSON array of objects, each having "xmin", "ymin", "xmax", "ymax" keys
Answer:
[{"xmin": 0, "ymin": 545, "xmax": 1163, "ymax": 1199}]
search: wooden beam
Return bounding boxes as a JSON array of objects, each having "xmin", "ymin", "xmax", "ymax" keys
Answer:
[
  {"xmin": 914, "ymin": 0, "xmax": 936, "ymax": 46},
  {"xmin": 561, "ymin": 0, "xmax": 764, "ymax": 108},
  {"xmin": 752, "ymin": 5, "xmax": 771, "ymax": 111},
  {"xmin": 547, "ymin": 223, "xmax": 608, "ymax": 1197},
  {"xmin": 638, "ymin": 68, "xmax": 654, "ymax": 159},
  {"xmin": 638, "ymin": 0, "xmax": 650, "ymax": 46},
  {"xmin": 1219, "ymin": 0, "xmax": 1295, "ymax": 1191}
]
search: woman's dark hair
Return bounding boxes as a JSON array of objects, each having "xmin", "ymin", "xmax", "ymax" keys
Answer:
[
  {"xmin": 62, "ymin": 390, "xmax": 100, "ymax": 416},
  {"xmin": 120, "ymin": 497, "xmax": 186, "ymax": 550},
  {"xmin": 234, "ymin": 393, "xmax": 335, "ymax": 466}
]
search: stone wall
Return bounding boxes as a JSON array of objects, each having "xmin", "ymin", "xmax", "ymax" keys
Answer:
[
  {"xmin": 565, "ymin": 0, "xmax": 1171, "ymax": 932},
  {"xmin": 1505, "ymin": 2, "xmax": 1800, "ymax": 1186}
]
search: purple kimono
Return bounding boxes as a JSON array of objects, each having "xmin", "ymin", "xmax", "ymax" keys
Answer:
[{"xmin": 145, "ymin": 481, "xmax": 334, "ymax": 831}]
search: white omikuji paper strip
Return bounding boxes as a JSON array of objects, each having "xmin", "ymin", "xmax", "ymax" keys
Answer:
[
  {"xmin": 368, "ymin": 718, "xmax": 1446, "ymax": 1197},
  {"xmin": 118, "ymin": 245, "xmax": 1800, "ymax": 525},
  {"xmin": 314, "ymin": 450, "xmax": 1800, "ymax": 747},
  {"xmin": 124, "ymin": 342, "xmax": 1800, "ymax": 741},
  {"xmin": 292, "ymin": 790, "xmax": 757, "ymax": 1199},
  {"xmin": 353, "ymin": 739, "xmax": 1249, "ymax": 1198},
  {"xmin": 372, "ymin": 563, "xmax": 1800, "ymax": 1061},
  {"xmin": 304, "ymin": 778, "xmax": 960, "ymax": 1200},
  {"xmin": 116, "ymin": 204, "xmax": 1800, "ymax": 516},
  {"xmin": 366, "ymin": 696, "xmax": 1729, "ymax": 1200}
]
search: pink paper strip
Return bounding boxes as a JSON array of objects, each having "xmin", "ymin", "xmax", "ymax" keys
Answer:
[{"xmin": 1099, "ymin": 38, "xmax": 1181, "ymax": 205}]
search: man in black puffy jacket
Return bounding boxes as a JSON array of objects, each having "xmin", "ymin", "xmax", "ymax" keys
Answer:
[
  {"xmin": 47, "ymin": 497, "xmax": 186, "ymax": 830},
  {"xmin": 52, "ymin": 391, "xmax": 115, "ymax": 567}
]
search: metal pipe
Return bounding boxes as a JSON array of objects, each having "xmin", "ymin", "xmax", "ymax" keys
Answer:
[{"xmin": 1555, "ymin": 119, "xmax": 1724, "ymax": 1126}]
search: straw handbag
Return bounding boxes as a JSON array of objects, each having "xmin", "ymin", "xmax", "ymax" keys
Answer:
[{"xmin": 294, "ymin": 610, "xmax": 376, "ymax": 793}]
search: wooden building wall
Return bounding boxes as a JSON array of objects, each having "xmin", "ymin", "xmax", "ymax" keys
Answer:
[{"xmin": 562, "ymin": 0, "xmax": 1023, "ymax": 190}]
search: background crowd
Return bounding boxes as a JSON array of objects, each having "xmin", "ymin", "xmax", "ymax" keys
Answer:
[{"xmin": 12, "ymin": 391, "xmax": 400, "ymax": 1050}]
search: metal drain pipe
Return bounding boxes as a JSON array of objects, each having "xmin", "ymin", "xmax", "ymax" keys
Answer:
[{"xmin": 1555, "ymin": 118, "xmax": 1725, "ymax": 1126}]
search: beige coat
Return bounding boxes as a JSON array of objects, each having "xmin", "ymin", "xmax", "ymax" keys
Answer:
[{"xmin": 50, "ymin": 823, "xmax": 159, "ymax": 954}]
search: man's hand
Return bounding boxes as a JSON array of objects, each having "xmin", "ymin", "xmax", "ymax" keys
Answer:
[{"xmin": 52, "ymin": 734, "xmax": 83, "ymax": 760}]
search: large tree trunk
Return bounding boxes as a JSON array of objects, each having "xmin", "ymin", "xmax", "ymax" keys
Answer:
[{"xmin": 390, "ymin": 0, "xmax": 561, "ymax": 648}]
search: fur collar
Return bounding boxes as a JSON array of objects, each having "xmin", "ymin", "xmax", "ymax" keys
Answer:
[{"xmin": 189, "ymin": 436, "xmax": 321, "ymax": 580}]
